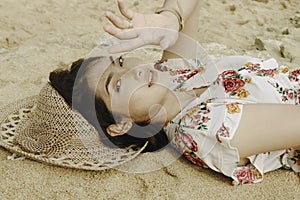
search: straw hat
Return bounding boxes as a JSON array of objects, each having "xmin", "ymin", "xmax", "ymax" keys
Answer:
[{"xmin": 0, "ymin": 83, "xmax": 147, "ymax": 170}]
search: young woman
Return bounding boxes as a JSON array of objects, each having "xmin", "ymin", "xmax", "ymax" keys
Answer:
[{"xmin": 49, "ymin": 0, "xmax": 300, "ymax": 185}]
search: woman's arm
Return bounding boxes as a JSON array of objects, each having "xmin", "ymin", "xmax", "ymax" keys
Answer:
[
  {"xmin": 161, "ymin": 0, "xmax": 201, "ymax": 60},
  {"xmin": 158, "ymin": 0, "xmax": 199, "ymax": 30},
  {"xmin": 162, "ymin": 0, "xmax": 199, "ymax": 20},
  {"xmin": 231, "ymin": 103, "xmax": 300, "ymax": 158}
]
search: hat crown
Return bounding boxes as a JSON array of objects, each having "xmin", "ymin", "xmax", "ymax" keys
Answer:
[
  {"xmin": 0, "ymin": 83, "xmax": 147, "ymax": 170},
  {"xmin": 15, "ymin": 83, "xmax": 100, "ymax": 159}
]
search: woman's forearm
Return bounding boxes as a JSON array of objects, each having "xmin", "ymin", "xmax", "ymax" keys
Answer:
[
  {"xmin": 161, "ymin": 0, "xmax": 201, "ymax": 60},
  {"xmin": 162, "ymin": 0, "xmax": 199, "ymax": 21}
]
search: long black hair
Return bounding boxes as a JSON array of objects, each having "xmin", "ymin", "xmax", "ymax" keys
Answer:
[{"xmin": 49, "ymin": 57, "xmax": 169, "ymax": 152}]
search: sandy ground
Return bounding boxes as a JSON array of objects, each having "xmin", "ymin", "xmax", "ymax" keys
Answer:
[{"xmin": 0, "ymin": 0, "xmax": 300, "ymax": 199}]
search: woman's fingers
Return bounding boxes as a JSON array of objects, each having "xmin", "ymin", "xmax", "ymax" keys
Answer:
[
  {"xmin": 104, "ymin": 25, "xmax": 138, "ymax": 40},
  {"xmin": 105, "ymin": 11, "xmax": 132, "ymax": 29},
  {"xmin": 117, "ymin": 0, "xmax": 135, "ymax": 20}
]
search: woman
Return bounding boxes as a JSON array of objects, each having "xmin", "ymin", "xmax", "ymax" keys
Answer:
[{"xmin": 50, "ymin": 0, "xmax": 300, "ymax": 185}]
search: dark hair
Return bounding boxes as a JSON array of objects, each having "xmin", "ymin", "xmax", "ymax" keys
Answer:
[{"xmin": 49, "ymin": 57, "xmax": 169, "ymax": 152}]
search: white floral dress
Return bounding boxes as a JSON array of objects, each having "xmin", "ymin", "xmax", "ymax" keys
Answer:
[{"xmin": 156, "ymin": 56, "xmax": 300, "ymax": 185}]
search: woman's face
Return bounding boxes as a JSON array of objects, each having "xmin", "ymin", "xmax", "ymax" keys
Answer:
[{"xmin": 87, "ymin": 56, "xmax": 172, "ymax": 123}]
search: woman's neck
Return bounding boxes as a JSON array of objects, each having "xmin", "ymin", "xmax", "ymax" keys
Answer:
[
  {"xmin": 164, "ymin": 89, "xmax": 198, "ymax": 123},
  {"xmin": 150, "ymin": 87, "xmax": 207, "ymax": 126}
]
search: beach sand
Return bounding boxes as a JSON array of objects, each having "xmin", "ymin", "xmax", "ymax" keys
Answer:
[{"xmin": 0, "ymin": 0, "xmax": 300, "ymax": 199}]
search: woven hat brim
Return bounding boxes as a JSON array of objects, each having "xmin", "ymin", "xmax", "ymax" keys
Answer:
[{"xmin": 0, "ymin": 94, "xmax": 147, "ymax": 171}]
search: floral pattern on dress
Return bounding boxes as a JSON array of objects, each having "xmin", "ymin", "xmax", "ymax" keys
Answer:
[
  {"xmin": 174, "ymin": 130, "xmax": 198, "ymax": 152},
  {"xmin": 268, "ymin": 81, "xmax": 300, "ymax": 104},
  {"xmin": 288, "ymin": 69, "xmax": 300, "ymax": 82},
  {"xmin": 178, "ymin": 101, "xmax": 211, "ymax": 130},
  {"xmin": 256, "ymin": 69, "xmax": 279, "ymax": 77},
  {"xmin": 288, "ymin": 149, "xmax": 300, "ymax": 166},
  {"xmin": 280, "ymin": 66, "xmax": 290, "ymax": 74},
  {"xmin": 154, "ymin": 59, "xmax": 205, "ymax": 92},
  {"xmin": 213, "ymin": 69, "xmax": 250, "ymax": 99},
  {"xmin": 173, "ymin": 128, "xmax": 208, "ymax": 168},
  {"xmin": 239, "ymin": 62, "xmax": 279, "ymax": 77},
  {"xmin": 216, "ymin": 123, "xmax": 230, "ymax": 144},
  {"xmin": 154, "ymin": 59, "xmax": 191, "ymax": 75},
  {"xmin": 240, "ymin": 64, "xmax": 300, "ymax": 104},
  {"xmin": 244, "ymin": 62, "xmax": 261, "ymax": 72},
  {"xmin": 223, "ymin": 78, "xmax": 245, "ymax": 93},
  {"xmin": 183, "ymin": 150, "xmax": 208, "ymax": 168},
  {"xmin": 232, "ymin": 164, "xmax": 263, "ymax": 185},
  {"xmin": 226, "ymin": 103, "xmax": 241, "ymax": 114}
]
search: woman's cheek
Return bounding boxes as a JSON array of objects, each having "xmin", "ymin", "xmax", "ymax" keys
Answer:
[{"xmin": 129, "ymin": 85, "xmax": 169, "ymax": 106}]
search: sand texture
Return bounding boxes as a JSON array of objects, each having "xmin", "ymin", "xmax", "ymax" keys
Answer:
[{"xmin": 0, "ymin": 0, "xmax": 300, "ymax": 199}]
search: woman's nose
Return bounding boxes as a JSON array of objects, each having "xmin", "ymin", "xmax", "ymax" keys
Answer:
[{"xmin": 132, "ymin": 68, "xmax": 143, "ymax": 80}]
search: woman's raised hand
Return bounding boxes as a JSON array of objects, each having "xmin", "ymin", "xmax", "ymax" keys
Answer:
[{"xmin": 104, "ymin": 0, "xmax": 180, "ymax": 53}]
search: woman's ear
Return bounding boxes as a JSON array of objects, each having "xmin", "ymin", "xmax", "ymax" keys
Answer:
[{"xmin": 106, "ymin": 121, "xmax": 133, "ymax": 137}]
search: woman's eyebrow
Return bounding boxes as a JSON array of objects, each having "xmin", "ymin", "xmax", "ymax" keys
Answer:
[
  {"xmin": 109, "ymin": 56, "xmax": 115, "ymax": 65},
  {"xmin": 105, "ymin": 72, "xmax": 113, "ymax": 95}
]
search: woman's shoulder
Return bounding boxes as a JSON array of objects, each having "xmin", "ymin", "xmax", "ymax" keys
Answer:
[
  {"xmin": 206, "ymin": 56, "xmax": 264, "ymax": 70},
  {"xmin": 165, "ymin": 55, "xmax": 276, "ymax": 70},
  {"xmin": 157, "ymin": 58, "xmax": 204, "ymax": 71}
]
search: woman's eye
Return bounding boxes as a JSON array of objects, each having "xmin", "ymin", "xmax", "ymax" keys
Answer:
[
  {"xmin": 118, "ymin": 56, "xmax": 123, "ymax": 67},
  {"xmin": 116, "ymin": 79, "xmax": 121, "ymax": 92}
]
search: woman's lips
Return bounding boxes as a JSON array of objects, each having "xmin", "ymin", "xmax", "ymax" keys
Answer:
[{"xmin": 148, "ymin": 70, "xmax": 157, "ymax": 87}]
